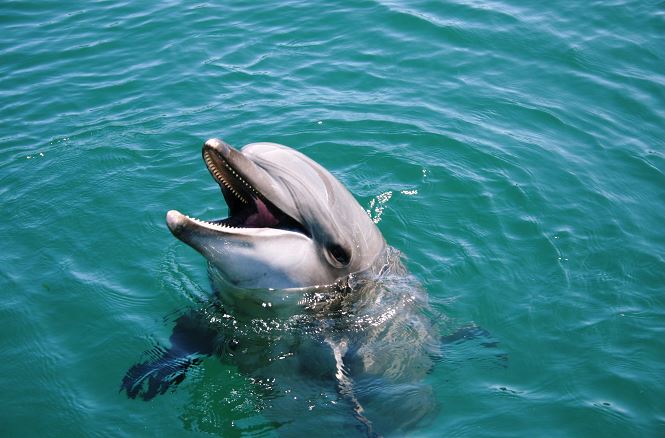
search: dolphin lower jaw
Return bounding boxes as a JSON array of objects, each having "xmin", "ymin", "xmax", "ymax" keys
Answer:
[
  {"xmin": 165, "ymin": 211, "xmax": 331, "ymax": 289},
  {"xmin": 166, "ymin": 210, "xmax": 307, "ymax": 240}
]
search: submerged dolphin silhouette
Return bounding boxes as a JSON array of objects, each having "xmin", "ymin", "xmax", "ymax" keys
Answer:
[{"xmin": 123, "ymin": 139, "xmax": 441, "ymax": 436}]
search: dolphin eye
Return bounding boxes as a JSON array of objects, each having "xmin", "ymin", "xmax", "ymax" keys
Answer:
[{"xmin": 327, "ymin": 244, "xmax": 350, "ymax": 266}]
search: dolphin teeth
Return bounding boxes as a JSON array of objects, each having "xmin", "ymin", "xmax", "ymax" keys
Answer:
[
  {"xmin": 216, "ymin": 157, "xmax": 256, "ymax": 195},
  {"xmin": 185, "ymin": 215, "xmax": 237, "ymax": 230},
  {"xmin": 204, "ymin": 150, "xmax": 252, "ymax": 204}
]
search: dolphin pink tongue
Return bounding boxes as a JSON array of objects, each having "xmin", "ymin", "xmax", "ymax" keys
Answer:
[{"xmin": 243, "ymin": 196, "xmax": 279, "ymax": 227}]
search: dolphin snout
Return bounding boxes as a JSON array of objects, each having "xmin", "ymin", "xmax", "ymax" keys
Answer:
[
  {"xmin": 166, "ymin": 210, "xmax": 186, "ymax": 236},
  {"xmin": 204, "ymin": 138, "xmax": 231, "ymax": 155}
]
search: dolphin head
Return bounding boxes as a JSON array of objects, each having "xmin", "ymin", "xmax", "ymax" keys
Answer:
[{"xmin": 166, "ymin": 139, "xmax": 386, "ymax": 290}]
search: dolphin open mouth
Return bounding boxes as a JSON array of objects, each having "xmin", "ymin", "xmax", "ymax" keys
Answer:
[{"xmin": 168, "ymin": 139, "xmax": 309, "ymax": 237}]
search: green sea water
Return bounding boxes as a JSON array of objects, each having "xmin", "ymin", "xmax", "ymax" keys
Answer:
[{"xmin": 2, "ymin": 0, "xmax": 664, "ymax": 436}]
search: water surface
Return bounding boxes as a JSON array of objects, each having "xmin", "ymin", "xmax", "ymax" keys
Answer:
[{"xmin": 1, "ymin": 0, "xmax": 664, "ymax": 436}]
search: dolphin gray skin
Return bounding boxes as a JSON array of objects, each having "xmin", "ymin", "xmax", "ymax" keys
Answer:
[
  {"xmin": 166, "ymin": 138, "xmax": 386, "ymax": 290},
  {"xmin": 123, "ymin": 139, "xmax": 443, "ymax": 436}
]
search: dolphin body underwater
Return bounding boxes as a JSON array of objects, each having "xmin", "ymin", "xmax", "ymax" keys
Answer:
[{"xmin": 122, "ymin": 139, "xmax": 442, "ymax": 436}]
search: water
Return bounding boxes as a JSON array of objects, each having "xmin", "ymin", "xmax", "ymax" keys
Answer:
[{"xmin": 1, "ymin": 0, "xmax": 664, "ymax": 436}]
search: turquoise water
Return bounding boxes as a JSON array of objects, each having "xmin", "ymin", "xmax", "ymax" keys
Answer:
[{"xmin": 2, "ymin": 0, "xmax": 664, "ymax": 436}]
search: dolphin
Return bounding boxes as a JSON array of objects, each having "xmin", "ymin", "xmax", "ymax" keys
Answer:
[
  {"xmin": 165, "ymin": 138, "xmax": 386, "ymax": 290},
  {"xmin": 123, "ymin": 139, "xmax": 443, "ymax": 436}
]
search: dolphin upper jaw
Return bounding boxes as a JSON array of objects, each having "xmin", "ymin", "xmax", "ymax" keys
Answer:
[{"xmin": 202, "ymin": 138, "xmax": 300, "ymax": 223}]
